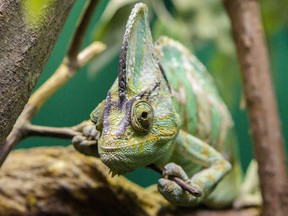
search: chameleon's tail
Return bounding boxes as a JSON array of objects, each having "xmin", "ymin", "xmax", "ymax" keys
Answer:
[{"xmin": 233, "ymin": 160, "xmax": 262, "ymax": 209}]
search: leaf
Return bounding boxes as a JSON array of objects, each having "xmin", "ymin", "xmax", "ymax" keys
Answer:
[
  {"xmin": 151, "ymin": 0, "xmax": 234, "ymax": 56},
  {"xmin": 261, "ymin": 0, "xmax": 288, "ymax": 35}
]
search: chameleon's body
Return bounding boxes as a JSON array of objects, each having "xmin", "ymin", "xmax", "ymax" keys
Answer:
[
  {"xmin": 75, "ymin": 3, "xmax": 244, "ymax": 208},
  {"xmin": 154, "ymin": 37, "xmax": 243, "ymax": 207}
]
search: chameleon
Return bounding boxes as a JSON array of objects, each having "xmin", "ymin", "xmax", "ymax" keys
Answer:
[{"xmin": 73, "ymin": 3, "xmax": 246, "ymax": 208}]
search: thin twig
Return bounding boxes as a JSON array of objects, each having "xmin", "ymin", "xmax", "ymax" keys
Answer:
[
  {"xmin": 67, "ymin": 0, "xmax": 100, "ymax": 69},
  {"xmin": 28, "ymin": 42, "xmax": 105, "ymax": 111},
  {"xmin": 23, "ymin": 120, "xmax": 90, "ymax": 139},
  {"xmin": 25, "ymin": 124, "xmax": 83, "ymax": 139}
]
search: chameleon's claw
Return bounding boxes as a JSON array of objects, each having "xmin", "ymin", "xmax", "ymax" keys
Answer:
[
  {"xmin": 72, "ymin": 135, "xmax": 85, "ymax": 145},
  {"xmin": 158, "ymin": 178, "xmax": 201, "ymax": 206},
  {"xmin": 72, "ymin": 135, "xmax": 99, "ymax": 157},
  {"xmin": 82, "ymin": 125, "xmax": 100, "ymax": 140},
  {"xmin": 158, "ymin": 179, "xmax": 178, "ymax": 193},
  {"xmin": 72, "ymin": 135, "xmax": 97, "ymax": 146},
  {"xmin": 159, "ymin": 163, "xmax": 203, "ymax": 206},
  {"xmin": 72, "ymin": 125, "xmax": 100, "ymax": 157},
  {"xmin": 163, "ymin": 162, "xmax": 189, "ymax": 181}
]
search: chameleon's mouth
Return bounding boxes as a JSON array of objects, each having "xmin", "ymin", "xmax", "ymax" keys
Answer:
[
  {"xmin": 98, "ymin": 144, "xmax": 153, "ymax": 174},
  {"xmin": 98, "ymin": 137, "xmax": 167, "ymax": 174}
]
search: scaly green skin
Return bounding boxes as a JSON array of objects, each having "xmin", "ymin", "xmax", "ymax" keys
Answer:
[{"xmin": 74, "ymin": 3, "xmax": 243, "ymax": 208}]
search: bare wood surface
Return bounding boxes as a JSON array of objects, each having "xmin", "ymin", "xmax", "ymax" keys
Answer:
[
  {"xmin": 0, "ymin": 146, "xmax": 260, "ymax": 216},
  {"xmin": 0, "ymin": 0, "xmax": 75, "ymax": 146},
  {"xmin": 223, "ymin": 1, "xmax": 288, "ymax": 216}
]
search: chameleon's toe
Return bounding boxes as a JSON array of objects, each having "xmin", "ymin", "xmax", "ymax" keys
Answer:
[
  {"xmin": 72, "ymin": 135, "xmax": 86, "ymax": 146},
  {"xmin": 82, "ymin": 125, "xmax": 99, "ymax": 140},
  {"xmin": 72, "ymin": 135, "xmax": 99, "ymax": 157},
  {"xmin": 163, "ymin": 162, "xmax": 189, "ymax": 181},
  {"xmin": 158, "ymin": 178, "xmax": 200, "ymax": 206},
  {"xmin": 158, "ymin": 178, "xmax": 185, "ymax": 203}
]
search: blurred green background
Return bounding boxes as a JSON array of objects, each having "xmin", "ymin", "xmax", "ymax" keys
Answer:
[{"xmin": 19, "ymin": 0, "xmax": 288, "ymax": 187}]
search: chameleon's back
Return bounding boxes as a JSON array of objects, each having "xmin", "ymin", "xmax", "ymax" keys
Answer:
[{"xmin": 155, "ymin": 36, "xmax": 238, "ymax": 165}]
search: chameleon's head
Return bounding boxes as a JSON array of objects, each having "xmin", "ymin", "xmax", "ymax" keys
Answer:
[{"xmin": 94, "ymin": 3, "xmax": 179, "ymax": 174}]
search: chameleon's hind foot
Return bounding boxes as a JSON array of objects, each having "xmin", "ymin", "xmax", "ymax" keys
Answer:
[
  {"xmin": 233, "ymin": 160, "xmax": 262, "ymax": 209},
  {"xmin": 233, "ymin": 193, "xmax": 262, "ymax": 209},
  {"xmin": 72, "ymin": 125, "xmax": 99, "ymax": 157},
  {"xmin": 158, "ymin": 162, "xmax": 201, "ymax": 206}
]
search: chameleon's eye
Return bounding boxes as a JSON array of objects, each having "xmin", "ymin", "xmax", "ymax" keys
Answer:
[{"xmin": 131, "ymin": 100, "xmax": 154, "ymax": 135}]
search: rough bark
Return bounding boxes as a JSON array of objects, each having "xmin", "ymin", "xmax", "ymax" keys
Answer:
[
  {"xmin": 0, "ymin": 146, "xmax": 168, "ymax": 216},
  {"xmin": 223, "ymin": 1, "xmax": 288, "ymax": 216},
  {"xmin": 0, "ymin": 0, "xmax": 75, "ymax": 147},
  {"xmin": 0, "ymin": 146, "xmax": 260, "ymax": 216}
]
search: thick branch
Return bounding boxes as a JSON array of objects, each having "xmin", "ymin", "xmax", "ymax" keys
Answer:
[
  {"xmin": 223, "ymin": 1, "xmax": 288, "ymax": 215},
  {"xmin": 0, "ymin": 0, "xmax": 104, "ymax": 167},
  {"xmin": 0, "ymin": 0, "xmax": 105, "ymax": 167},
  {"xmin": 0, "ymin": 146, "xmax": 260, "ymax": 216},
  {"xmin": 0, "ymin": 0, "xmax": 75, "ymax": 146}
]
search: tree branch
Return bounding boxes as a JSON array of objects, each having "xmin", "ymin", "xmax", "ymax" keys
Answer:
[
  {"xmin": 0, "ymin": 0, "xmax": 105, "ymax": 167},
  {"xmin": 67, "ymin": 0, "xmax": 100, "ymax": 68},
  {"xmin": 28, "ymin": 42, "xmax": 105, "ymax": 111},
  {"xmin": 0, "ymin": 42, "xmax": 104, "ymax": 167},
  {"xmin": 223, "ymin": 1, "xmax": 288, "ymax": 215},
  {"xmin": 0, "ymin": 146, "xmax": 260, "ymax": 216},
  {"xmin": 0, "ymin": 0, "xmax": 75, "ymax": 147},
  {"xmin": 24, "ymin": 123, "xmax": 86, "ymax": 139}
]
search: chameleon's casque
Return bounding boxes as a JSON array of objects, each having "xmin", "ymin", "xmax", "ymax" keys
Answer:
[{"xmin": 81, "ymin": 3, "xmax": 245, "ymax": 208}]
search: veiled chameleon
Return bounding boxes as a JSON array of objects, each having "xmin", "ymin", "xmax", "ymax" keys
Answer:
[{"xmin": 73, "ymin": 3, "xmax": 248, "ymax": 208}]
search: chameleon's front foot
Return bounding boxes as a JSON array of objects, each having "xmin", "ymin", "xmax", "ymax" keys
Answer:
[
  {"xmin": 72, "ymin": 125, "xmax": 100, "ymax": 157},
  {"xmin": 158, "ymin": 162, "xmax": 202, "ymax": 207}
]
